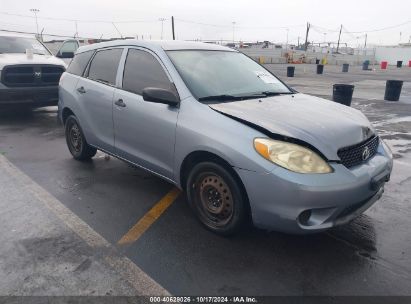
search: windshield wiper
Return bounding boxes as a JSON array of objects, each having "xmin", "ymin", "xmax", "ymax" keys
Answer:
[
  {"xmin": 198, "ymin": 93, "xmax": 266, "ymax": 102},
  {"xmin": 260, "ymin": 91, "xmax": 294, "ymax": 96}
]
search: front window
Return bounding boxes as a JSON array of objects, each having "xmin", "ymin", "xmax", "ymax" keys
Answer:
[
  {"xmin": 0, "ymin": 36, "xmax": 51, "ymax": 55},
  {"xmin": 122, "ymin": 49, "xmax": 172, "ymax": 95},
  {"xmin": 167, "ymin": 50, "xmax": 291, "ymax": 102}
]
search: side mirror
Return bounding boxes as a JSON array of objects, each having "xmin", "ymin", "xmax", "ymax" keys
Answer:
[
  {"xmin": 56, "ymin": 52, "xmax": 74, "ymax": 59},
  {"xmin": 142, "ymin": 87, "xmax": 179, "ymax": 106}
]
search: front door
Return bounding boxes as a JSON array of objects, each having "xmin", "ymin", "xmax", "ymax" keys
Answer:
[{"xmin": 113, "ymin": 48, "xmax": 179, "ymax": 180}]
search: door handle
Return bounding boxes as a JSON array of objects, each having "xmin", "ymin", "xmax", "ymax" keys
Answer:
[
  {"xmin": 77, "ymin": 86, "xmax": 86, "ymax": 94},
  {"xmin": 115, "ymin": 98, "xmax": 126, "ymax": 107}
]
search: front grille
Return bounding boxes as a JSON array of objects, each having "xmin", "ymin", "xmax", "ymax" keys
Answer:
[
  {"xmin": 3, "ymin": 66, "xmax": 34, "ymax": 85},
  {"xmin": 41, "ymin": 66, "xmax": 64, "ymax": 83},
  {"xmin": 1, "ymin": 65, "xmax": 65, "ymax": 87},
  {"xmin": 337, "ymin": 135, "xmax": 379, "ymax": 168}
]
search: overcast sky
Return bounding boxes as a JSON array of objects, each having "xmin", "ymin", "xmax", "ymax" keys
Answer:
[{"xmin": 0, "ymin": 0, "xmax": 410, "ymax": 46}]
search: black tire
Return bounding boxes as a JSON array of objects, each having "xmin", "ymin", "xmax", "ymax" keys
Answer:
[
  {"xmin": 186, "ymin": 161, "xmax": 248, "ymax": 235},
  {"xmin": 65, "ymin": 115, "xmax": 97, "ymax": 161}
]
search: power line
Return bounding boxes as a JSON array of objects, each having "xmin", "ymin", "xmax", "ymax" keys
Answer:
[
  {"xmin": 342, "ymin": 26, "xmax": 366, "ymax": 40},
  {"xmin": 0, "ymin": 28, "xmax": 95, "ymax": 40},
  {"xmin": 174, "ymin": 18, "xmax": 304, "ymax": 30},
  {"xmin": 174, "ymin": 18, "xmax": 231, "ymax": 28},
  {"xmin": 310, "ymin": 24, "xmax": 341, "ymax": 33},
  {"xmin": 313, "ymin": 20, "xmax": 411, "ymax": 35},
  {"xmin": 3, "ymin": 9, "xmax": 409, "ymax": 34},
  {"xmin": 342, "ymin": 19, "xmax": 411, "ymax": 33},
  {"xmin": 0, "ymin": 11, "xmax": 158, "ymax": 24},
  {"xmin": 0, "ymin": 20, "xmax": 83, "ymax": 36}
]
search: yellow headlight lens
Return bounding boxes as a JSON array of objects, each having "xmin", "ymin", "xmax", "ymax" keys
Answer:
[{"xmin": 254, "ymin": 138, "xmax": 333, "ymax": 174}]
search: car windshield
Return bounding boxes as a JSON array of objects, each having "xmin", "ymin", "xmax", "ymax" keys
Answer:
[
  {"xmin": 167, "ymin": 50, "xmax": 291, "ymax": 102},
  {"xmin": 0, "ymin": 36, "xmax": 51, "ymax": 55}
]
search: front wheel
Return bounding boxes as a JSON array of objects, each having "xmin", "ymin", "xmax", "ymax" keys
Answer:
[
  {"xmin": 65, "ymin": 115, "xmax": 97, "ymax": 161},
  {"xmin": 186, "ymin": 162, "xmax": 248, "ymax": 235}
]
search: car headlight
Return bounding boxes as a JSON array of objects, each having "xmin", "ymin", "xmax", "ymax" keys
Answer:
[
  {"xmin": 381, "ymin": 140, "xmax": 393, "ymax": 158},
  {"xmin": 254, "ymin": 138, "xmax": 333, "ymax": 174}
]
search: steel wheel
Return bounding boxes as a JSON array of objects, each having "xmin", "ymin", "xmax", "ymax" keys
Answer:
[
  {"xmin": 65, "ymin": 115, "xmax": 97, "ymax": 161},
  {"xmin": 198, "ymin": 173, "xmax": 234, "ymax": 227},
  {"xmin": 68, "ymin": 122, "xmax": 82, "ymax": 153},
  {"xmin": 186, "ymin": 161, "xmax": 248, "ymax": 235}
]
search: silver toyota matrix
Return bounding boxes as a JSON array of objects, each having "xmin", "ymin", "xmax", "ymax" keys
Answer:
[{"xmin": 58, "ymin": 40, "xmax": 393, "ymax": 235}]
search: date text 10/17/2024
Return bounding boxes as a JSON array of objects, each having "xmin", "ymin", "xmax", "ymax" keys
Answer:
[{"xmin": 149, "ymin": 296, "xmax": 258, "ymax": 303}]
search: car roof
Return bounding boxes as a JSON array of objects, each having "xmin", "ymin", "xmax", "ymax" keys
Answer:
[{"xmin": 77, "ymin": 39, "xmax": 236, "ymax": 54}]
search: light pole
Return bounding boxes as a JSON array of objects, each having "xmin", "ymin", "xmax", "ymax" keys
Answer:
[
  {"xmin": 159, "ymin": 18, "xmax": 166, "ymax": 39},
  {"xmin": 30, "ymin": 9, "xmax": 40, "ymax": 37},
  {"xmin": 74, "ymin": 20, "xmax": 78, "ymax": 38},
  {"xmin": 286, "ymin": 28, "xmax": 289, "ymax": 50},
  {"xmin": 232, "ymin": 21, "xmax": 236, "ymax": 43}
]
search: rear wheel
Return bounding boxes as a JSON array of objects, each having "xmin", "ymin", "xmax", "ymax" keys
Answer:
[
  {"xmin": 186, "ymin": 162, "xmax": 248, "ymax": 235},
  {"xmin": 65, "ymin": 115, "xmax": 97, "ymax": 161}
]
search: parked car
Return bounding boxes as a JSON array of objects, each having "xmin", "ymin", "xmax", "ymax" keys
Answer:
[
  {"xmin": 54, "ymin": 39, "xmax": 93, "ymax": 65},
  {"xmin": 55, "ymin": 39, "xmax": 80, "ymax": 61},
  {"xmin": 0, "ymin": 34, "xmax": 66, "ymax": 108},
  {"xmin": 58, "ymin": 40, "xmax": 393, "ymax": 235}
]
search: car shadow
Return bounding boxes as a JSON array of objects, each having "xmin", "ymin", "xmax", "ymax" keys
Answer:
[{"xmin": 0, "ymin": 106, "xmax": 60, "ymax": 131}]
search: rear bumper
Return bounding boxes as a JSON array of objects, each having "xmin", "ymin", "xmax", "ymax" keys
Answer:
[
  {"xmin": 0, "ymin": 86, "xmax": 59, "ymax": 106},
  {"xmin": 235, "ymin": 141, "xmax": 393, "ymax": 234}
]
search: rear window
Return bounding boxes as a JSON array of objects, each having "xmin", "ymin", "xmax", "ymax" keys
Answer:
[
  {"xmin": 66, "ymin": 50, "xmax": 94, "ymax": 76},
  {"xmin": 88, "ymin": 48, "xmax": 123, "ymax": 85}
]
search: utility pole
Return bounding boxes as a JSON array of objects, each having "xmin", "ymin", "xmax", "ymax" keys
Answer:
[
  {"xmin": 171, "ymin": 16, "xmax": 175, "ymax": 40},
  {"xmin": 232, "ymin": 21, "xmax": 236, "ymax": 43},
  {"xmin": 159, "ymin": 18, "xmax": 166, "ymax": 39},
  {"xmin": 304, "ymin": 22, "xmax": 310, "ymax": 51},
  {"xmin": 364, "ymin": 33, "xmax": 368, "ymax": 49},
  {"xmin": 336, "ymin": 24, "xmax": 342, "ymax": 53},
  {"xmin": 29, "ymin": 9, "xmax": 40, "ymax": 37}
]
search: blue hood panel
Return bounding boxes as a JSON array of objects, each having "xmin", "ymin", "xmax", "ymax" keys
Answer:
[{"xmin": 209, "ymin": 93, "xmax": 375, "ymax": 160}]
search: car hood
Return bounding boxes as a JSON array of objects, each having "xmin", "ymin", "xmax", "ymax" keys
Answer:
[
  {"xmin": 209, "ymin": 93, "xmax": 375, "ymax": 160},
  {"xmin": 0, "ymin": 53, "xmax": 67, "ymax": 70}
]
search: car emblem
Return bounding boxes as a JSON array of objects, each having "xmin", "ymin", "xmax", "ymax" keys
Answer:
[
  {"xmin": 34, "ymin": 71, "xmax": 42, "ymax": 78},
  {"xmin": 362, "ymin": 146, "xmax": 371, "ymax": 161}
]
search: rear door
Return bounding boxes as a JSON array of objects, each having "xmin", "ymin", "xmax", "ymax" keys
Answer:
[
  {"xmin": 74, "ymin": 47, "xmax": 124, "ymax": 152},
  {"xmin": 59, "ymin": 49, "xmax": 94, "ymax": 121},
  {"xmin": 113, "ymin": 48, "xmax": 179, "ymax": 180}
]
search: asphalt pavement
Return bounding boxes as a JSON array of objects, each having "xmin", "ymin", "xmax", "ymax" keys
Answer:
[{"xmin": 0, "ymin": 64, "xmax": 410, "ymax": 296}]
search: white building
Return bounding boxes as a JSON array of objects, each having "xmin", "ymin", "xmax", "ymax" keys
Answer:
[{"xmin": 374, "ymin": 46, "xmax": 411, "ymax": 65}]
